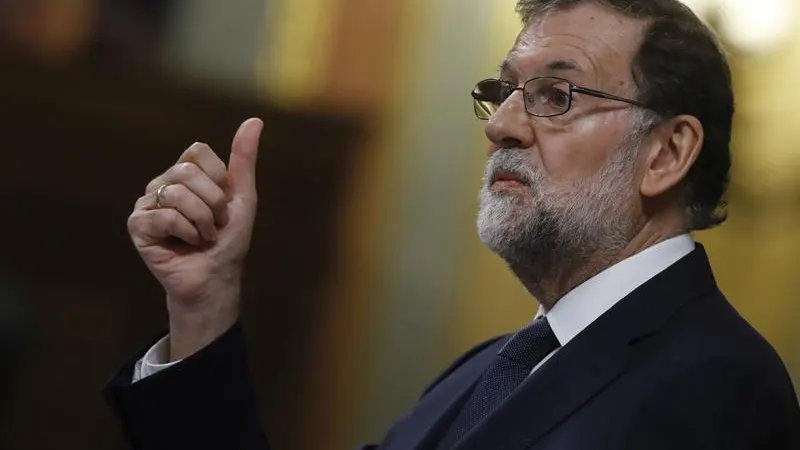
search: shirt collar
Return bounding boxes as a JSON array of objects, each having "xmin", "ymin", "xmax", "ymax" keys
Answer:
[{"xmin": 536, "ymin": 234, "xmax": 696, "ymax": 347}]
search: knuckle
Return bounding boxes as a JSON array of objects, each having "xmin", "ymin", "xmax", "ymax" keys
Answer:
[
  {"xmin": 161, "ymin": 183, "xmax": 180, "ymax": 202},
  {"xmin": 164, "ymin": 207, "xmax": 179, "ymax": 223},
  {"xmin": 211, "ymin": 190, "xmax": 228, "ymax": 210},
  {"xmin": 184, "ymin": 142, "xmax": 210, "ymax": 159},
  {"xmin": 145, "ymin": 179, "xmax": 160, "ymax": 194},
  {"xmin": 163, "ymin": 209, "xmax": 181, "ymax": 231},
  {"xmin": 174, "ymin": 185, "xmax": 197, "ymax": 207},
  {"xmin": 128, "ymin": 211, "xmax": 152, "ymax": 235},
  {"xmin": 134, "ymin": 194, "xmax": 150, "ymax": 210},
  {"xmin": 173, "ymin": 162, "xmax": 199, "ymax": 181},
  {"xmin": 126, "ymin": 212, "xmax": 140, "ymax": 233}
]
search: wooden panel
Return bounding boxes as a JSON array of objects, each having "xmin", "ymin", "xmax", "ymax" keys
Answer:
[
  {"xmin": 320, "ymin": 0, "xmax": 407, "ymax": 112},
  {"xmin": 0, "ymin": 49, "xmax": 366, "ymax": 450}
]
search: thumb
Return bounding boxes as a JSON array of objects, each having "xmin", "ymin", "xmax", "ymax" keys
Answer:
[{"xmin": 228, "ymin": 117, "xmax": 263, "ymax": 199}]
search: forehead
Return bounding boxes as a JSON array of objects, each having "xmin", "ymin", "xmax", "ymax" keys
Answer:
[{"xmin": 504, "ymin": 3, "xmax": 647, "ymax": 83}]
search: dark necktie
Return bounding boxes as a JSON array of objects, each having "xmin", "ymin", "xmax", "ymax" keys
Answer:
[{"xmin": 436, "ymin": 317, "xmax": 560, "ymax": 449}]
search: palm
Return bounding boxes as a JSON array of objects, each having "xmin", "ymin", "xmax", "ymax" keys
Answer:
[
  {"xmin": 128, "ymin": 119, "xmax": 262, "ymax": 307},
  {"xmin": 137, "ymin": 197, "xmax": 254, "ymax": 302}
]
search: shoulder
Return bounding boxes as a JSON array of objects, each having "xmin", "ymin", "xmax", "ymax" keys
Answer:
[
  {"xmin": 667, "ymin": 291, "xmax": 791, "ymax": 376},
  {"xmin": 622, "ymin": 292, "xmax": 800, "ymax": 447},
  {"xmin": 625, "ymin": 290, "xmax": 799, "ymax": 412},
  {"xmin": 420, "ymin": 334, "xmax": 508, "ymax": 398},
  {"xmin": 622, "ymin": 353, "xmax": 800, "ymax": 449}
]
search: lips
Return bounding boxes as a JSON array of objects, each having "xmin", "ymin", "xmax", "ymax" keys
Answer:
[{"xmin": 491, "ymin": 171, "xmax": 529, "ymax": 187}]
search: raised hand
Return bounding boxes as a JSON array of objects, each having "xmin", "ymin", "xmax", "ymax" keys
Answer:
[{"xmin": 127, "ymin": 118, "xmax": 263, "ymax": 360}]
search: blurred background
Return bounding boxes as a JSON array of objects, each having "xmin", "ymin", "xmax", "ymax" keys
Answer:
[{"xmin": 0, "ymin": 0, "xmax": 797, "ymax": 448}]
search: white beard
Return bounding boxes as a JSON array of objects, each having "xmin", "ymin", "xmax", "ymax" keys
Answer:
[{"xmin": 477, "ymin": 142, "xmax": 639, "ymax": 272}]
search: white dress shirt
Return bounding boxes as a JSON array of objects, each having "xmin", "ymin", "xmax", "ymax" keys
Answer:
[
  {"xmin": 530, "ymin": 233, "xmax": 695, "ymax": 372},
  {"xmin": 133, "ymin": 234, "xmax": 696, "ymax": 383}
]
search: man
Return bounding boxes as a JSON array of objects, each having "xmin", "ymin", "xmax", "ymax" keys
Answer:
[{"xmin": 106, "ymin": 0, "xmax": 800, "ymax": 449}]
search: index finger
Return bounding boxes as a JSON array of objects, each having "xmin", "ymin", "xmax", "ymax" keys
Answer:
[{"xmin": 178, "ymin": 142, "xmax": 230, "ymax": 195}]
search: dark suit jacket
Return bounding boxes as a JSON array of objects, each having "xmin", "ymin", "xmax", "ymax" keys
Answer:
[{"xmin": 106, "ymin": 245, "xmax": 800, "ymax": 449}]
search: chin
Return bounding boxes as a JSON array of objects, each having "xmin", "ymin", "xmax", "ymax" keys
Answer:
[
  {"xmin": 478, "ymin": 209, "xmax": 534, "ymax": 253},
  {"xmin": 481, "ymin": 190, "xmax": 534, "ymax": 220},
  {"xmin": 487, "ymin": 182, "xmax": 533, "ymax": 199}
]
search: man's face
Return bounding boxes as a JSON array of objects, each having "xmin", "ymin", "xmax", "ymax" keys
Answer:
[{"xmin": 477, "ymin": 3, "xmax": 649, "ymax": 268}]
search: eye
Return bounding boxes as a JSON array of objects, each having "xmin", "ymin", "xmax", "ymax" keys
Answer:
[
  {"xmin": 497, "ymin": 81, "xmax": 517, "ymax": 104},
  {"xmin": 539, "ymin": 84, "xmax": 570, "ymax": 108},
  {"xmin": 524, "ymin": 78, "xmax": 573, "ymax": 116}
]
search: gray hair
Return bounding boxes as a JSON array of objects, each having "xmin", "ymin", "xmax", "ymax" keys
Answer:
[{"xmin": 515, "ymin": 0, "xmax": 734, "ymax": 231}]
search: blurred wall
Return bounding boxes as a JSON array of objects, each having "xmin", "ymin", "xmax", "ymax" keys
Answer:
[
  {"xmin": 1, "ymin": 0, "xmax": 799, "ymax": 449},
  {"xmin": 0, "ymin": 1, "xmax": 366, "ymax": 450},
  {"xmin": 161, "ymin": 0, "xmax": 266, "ymax": 93}
]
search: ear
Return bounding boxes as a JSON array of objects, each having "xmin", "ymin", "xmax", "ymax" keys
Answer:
[{"xmin": 639, "ymin": 115, "xmax": 703, "ymax": 199}]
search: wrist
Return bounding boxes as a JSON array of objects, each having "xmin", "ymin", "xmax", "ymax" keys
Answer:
[{"xmin": 167, "ymin": 289, "xmax": 240, "ymax": 361}]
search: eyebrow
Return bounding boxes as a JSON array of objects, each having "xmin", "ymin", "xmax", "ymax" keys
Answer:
[
  {"xmin": 498, "ymin": 59, "xmax": 514, "ymax": 74},
  {"xmin": 498, "ymin": 58, "xmax": 584, "ymax": 77},
  {"xmin": 544, "ymin": 59, "xmax": 583, "ymax": 74}
]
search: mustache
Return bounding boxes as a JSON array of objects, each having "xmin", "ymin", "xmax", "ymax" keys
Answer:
[{"xmin": 484, "ymin": 149, "xmax": 538, "ymax": 186}]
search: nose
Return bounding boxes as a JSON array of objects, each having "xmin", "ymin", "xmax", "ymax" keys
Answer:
[{"xmin": 484, "ymin": 92, "xmax": 535, "ymax": 155}]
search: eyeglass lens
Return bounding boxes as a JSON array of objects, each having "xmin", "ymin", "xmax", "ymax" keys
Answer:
[{"xmin": 472, "ymin": 78, "xmax": 573, "ymax": 119}]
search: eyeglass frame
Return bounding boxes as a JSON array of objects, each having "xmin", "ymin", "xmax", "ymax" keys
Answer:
[{"xmin": 471, "ymin": 76, "xmax": 650, "ymax": 119}]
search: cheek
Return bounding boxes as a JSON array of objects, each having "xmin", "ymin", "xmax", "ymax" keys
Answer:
[{"xmin": 535, "ymin": 116, "xmax": 627, "ymax": 182}]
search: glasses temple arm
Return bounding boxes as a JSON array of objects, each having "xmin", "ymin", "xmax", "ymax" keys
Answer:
[{"xmin": 572, "ymin": 86, "xmax": 648, "ymax": 108}]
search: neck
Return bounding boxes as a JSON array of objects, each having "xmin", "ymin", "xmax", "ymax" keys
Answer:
[{"xmin": 511, "ymin": 218, "xmax": 686, "ymax": 310}]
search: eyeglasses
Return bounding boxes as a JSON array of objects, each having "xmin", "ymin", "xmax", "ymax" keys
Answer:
[{"xmin": 471, "ymin": 77, "xmax": 648, "ymax": 119}]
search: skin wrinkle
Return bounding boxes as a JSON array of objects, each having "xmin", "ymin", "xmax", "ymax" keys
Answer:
[
  {"xmin": 495, "ymin": 13, "xmax": 646, "ymax": 183},
  {"xmin": 476, "ymin": 3, "xmax": 684, "ymax": 308},
  {"xmin": 478, "ymin": 118, "xmax": 647, "ymax": 306}
]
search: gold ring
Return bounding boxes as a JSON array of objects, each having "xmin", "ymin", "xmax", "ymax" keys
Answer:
[{"xmin": 154, "ymin": 184, "xmax": 169, "ymax": 209}]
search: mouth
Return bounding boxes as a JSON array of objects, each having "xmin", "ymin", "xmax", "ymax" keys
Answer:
[{"xmin": 490, "ymin": 171, "xmax": 529, "ymax": 189}]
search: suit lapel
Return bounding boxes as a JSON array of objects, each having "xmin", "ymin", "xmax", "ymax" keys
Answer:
[
  {"xmin": 454, "ymin": 244, "xmax": 719, "ymax": 450},
  {"xmin": 380, "ymin": 338, "xmax": 507, "ymax": 450},
  {"xmin": 454, "ymin": 326, "xmax": 629, "ymax": 450}
]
